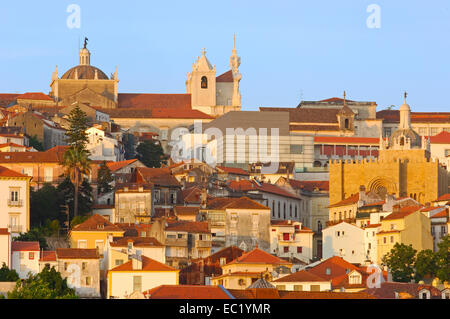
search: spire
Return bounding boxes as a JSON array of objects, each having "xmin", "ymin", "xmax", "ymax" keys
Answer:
[
  {"xmin": 399, "ymin": 91, "xmax": 411, "ymax": 129},
  {"xmin": 202, "ymin": 47, "xmax": 206, "ymax": 56},
  {"xmin": 230, "ymin": 34, "xmax": 241, "ymax": 73},
  {"xmin": 343, "ymin": 90, "xmax": 347, "ymax": 106}
]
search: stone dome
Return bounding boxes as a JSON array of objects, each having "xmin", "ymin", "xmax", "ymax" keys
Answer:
[
  {"xmin": 389, "ymin": 128, "xmax": 422, "ymax": 148},
  {"xmin": 61, "ymin": 65, "xmax": 109, "ymax": 80}
]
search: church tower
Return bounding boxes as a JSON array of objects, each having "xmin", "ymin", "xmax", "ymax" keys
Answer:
[
  {"xmin": 230, "ymin": 34, "xmax": 242, "ymax": 107},
  {"xmin": 186, "ymin": 48, "xmax": 217, "ymax": 114}
]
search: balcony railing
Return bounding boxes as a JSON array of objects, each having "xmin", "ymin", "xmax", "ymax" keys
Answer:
[
  {"xmin": 7, "ymin": 199, "xmax": 23, "ymax": 207},
  {"xmin": 8, "ymin": 225, "xmax": 22, "ymax": 233},
  {"xmin": 195, "ymin": 240, "xmax": 212, "ymax": 248}
]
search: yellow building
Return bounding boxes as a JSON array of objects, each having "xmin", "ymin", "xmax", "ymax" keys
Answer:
[
  {"xmin": 211, "ymin": 248, "xmax": 292, "ymax": 290},
  {"xmin": 376, "ymin": 205, "xmax": 433, "ymax": 264},
  {"xmin": 69, "ymin": 214, "xmax": 124, "ymax": 277},
  {"xmin": 329, "ymin": 96, "xmax": 448, "ymax": 206}
]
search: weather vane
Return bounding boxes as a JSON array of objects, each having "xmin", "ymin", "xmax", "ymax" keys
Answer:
[{"xmin": 84, "ymin": 37, "xmax": 89, "ymax": 49}]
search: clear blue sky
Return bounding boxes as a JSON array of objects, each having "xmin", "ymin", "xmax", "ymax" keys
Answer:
[{"xmin": 1, "ymin": 1, "xmax": 449, "ymax": 112}]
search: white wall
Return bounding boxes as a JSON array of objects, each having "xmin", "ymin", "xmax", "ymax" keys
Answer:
[
  {"xmin": 12, "ymin": 250, "xmax": 39, "ymax": 279},
  {"xmin": 0, "ymin": 233, "xmax": 11, "ymax": 268},
  {"xmin": 322, "ymin": 222, "xmax": 366, "ymax": 264},
  {"xmin": 109, "ymin": 271, "xmax": 178, "ymax": 298}
]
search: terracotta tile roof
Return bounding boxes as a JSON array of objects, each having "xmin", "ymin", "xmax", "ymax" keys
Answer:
[
  {"xmin": 228, "ymin": 180, "xmax": 300, "ymax": 199},
  {"xmin": 320, "ymin": 97, "xmax": 355, "ymax": 103},
  {"xmin": 0, "ymin": 165, "xmax": 28, "ymax": 178},
  {"xmin": 166, "ymin": 220, "xmax": 210, "ymax": 233},
  {"xmin": 11, "ymin": 241, "xmax": 40, "ymax": 251},
  {"xmin": 290, "ymin": 124, "xmax": 340, "ymax": 132},
  {"xmin": 314, "ymin": 136, "xmax": 380, "ymax": 145},
  {"xmin": 377, "ymin": 110, "xmax": 450, "ymax": 124},
  {"xmin": 434, "ymin": 193, "xmax": 450, "ymax": 202},
  {"xmin": 429, "ymin": 131, "xmax": 450, "ymax": 144},
  {"xmin": 202, "ymin": 246, "xmax": 244, "ymax": 264},
  {"xmin": 56, "ymin": 248, "xmax": 99, "ymax": 259},
  {"xmin": 217, "ymin": 166, "xmax": 250, "ymax": 176},
  {"xmin": 287, "ymin": 179, "xmax": 329, "ymax": 192},
  {"xmin": 383, "ymin": 205, "xmax": 423, "ymax": 220},
  {"xmin": 430, "ymin": 209, "xmax": 448, "ymax": 219},
  {"xmin": 118, "ymin": 93, "xmax": 192, "ymax": 109},
  {"xmin": 0, "ymin": 142, "xmax": 28, "ymax": 149},
  {"xmin": 143, "ymin": 285, "xmax": 232, "ymax": 299},
  {"xmin": 0, "ymin": 145, "xmax": 68, "ymax": 163},
  {"xmin": 0, "ymin": 94, "xmax": 20, "ymax": 107},
  {"xmin": 216, "ymin": 70, "xmax": 234, "ymax": 82},
  {"xmin": 71, "ymin": 214, "xmax": 124, "ymax": 232},
  {"xmin": 136, "ymin": 167, "xmax": 181, "ymax": 187},
  {"xmin": 205, "ymin": 196, "xmax": 270, "ymax": 210},
  {"xmin": 182, "ymin": 187, "xmax": 209, "ymax": 204},
  {"xmin": 328, "ymin": 193, "xmax": 360, "ymax": 208},
  {"xmin": 110, "ymin": 236, "xmax": 163, "ymax": 247},
  {"xmin": 39, "ymin": 251, "xmax": 57, "ymax": 262},
  {"xmin": 227, "ymin": 248, "xmax": 291, "ymax": 266},
  {"xmin": 279, "ymin": 291, "xmax": 377, "ymax": 299},
  {"xmin": 363, "ymin": 282, "xmax": 442, "ymax": 299},
  {"xmin": 0, "ymin": 228, "xmax": 10, "ymax": 235},
  {"xmin": 174, "ymin": 206, "xmax": 200, "ymax": 215},
  {"xmin": 272, "ymin": 270, "xmax": 327, "ymax": 283},
  {"xmin": 106, "ymin": 159, "xmax": 138, "ymax": 172},
  {"xmin": 16, "ymin": 92, "xmax": 53, "ymax": 101},
  {"xmin": 110, "ymin": 255, "xmax": 177, "ymax": 272},
  {"xmin": 104, "ymin": 107, "xmax": 213, "ymax": 119},
  {"xmin": 306, "ymin": 256, "xmax": 360, "ymax": 282},
  {"xmin": 364, "ymin": 223, "xmax": 381, "ymax": 228},
  {"xmin": 260, "ymin": 107, "xmax": 340, "ymax": 124}
]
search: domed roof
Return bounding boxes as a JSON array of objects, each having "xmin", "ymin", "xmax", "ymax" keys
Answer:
[
  {"xmin": 389, "ymin": 128, "xmax": 422, "ymax": 148},
  {"xmin": 61, "ymin": 65, "xmax": 109, "ymax": 80}
]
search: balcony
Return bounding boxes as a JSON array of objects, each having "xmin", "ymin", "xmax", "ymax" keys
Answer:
[
  {"xmin": 8, "ymin": 225, "xmax": 23, "ymax": 233},
  {"xmin": 195, "ymin": 240, "xmax": 212, "ymax": 248},
  {"xmin": 326, "ymin": 218, "xmax": 356, "ymax": 227},
  {"xmin": 165, "ymin": 237, "xmax": 188, "ymax": 247},
  {"xmin": 7, "ymin": 199, "xmax": 23, "ymax": 207}
]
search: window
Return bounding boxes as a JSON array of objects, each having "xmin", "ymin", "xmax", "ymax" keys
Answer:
[
  {"xmin": 201, "ymin": 76, "xmax": 208, "ymax": 89},
  {"xmin": 297, "ymin": 246, "xmax": 302, "ymax": 253},
  {"xmin": 85, "ymin": 276, "xmax": 91, "ymax": 286},
  {"xmin": 344, "ymin": 118, "xmax": 350, "ymax": 129},
  {"xmin": 383, "ymin": 237, "xmax": 387, "ymax": 244},
  {"xmin": 310, "ymin": 285, "xmax": 321, "ymax": 292},
  {"xmin": 445, "ymin": 149, "xmax": 450, "ymax": 157},
  {"xmin": 29, "ymin": 252, "xmax": 34, "ymax": 260},
  {"xmin": 133, "ymin": 276, "xmax": 142, "ymax": 292},
  {"xmin": 390, "ymin": 236, "xmax": 394, "ymax": 243},
  {"xmin": 283, "ymin": 246, "xmax": 289, "ymax": 253},
  {"xmin": 115, "ymin": 259, "xmax": 124, "ymax": 266},
  {"xmin": 44, "ymin": 167, "xmax": 53, "ymax": 182},
  {"xmin": 283, "ymin": 233, "xmax": 290, "ymax": 241},
  {"xmin": 64, "ymin": 262, "xmax": 69, "ymax": 271},
  {"xmin": 238, "ymin": 279, "xmax": 246, "ymax": 286},
  {"xmin": 293, "ymin": 285, "xmax": 303, "ymax": 291},
  {"xmin": 276, "ymin": 285, "xmax": 286, "ymax": 291},
  {"xmin": 349, "ymin": 274, "xmax": 362, "ymax": 285},
  {"xmin": 78, "ymin": 240, "xmax": 87, "ymax": 249},
  {"xmin": 384, "ymin": 127, "xmax": 391, "ymax": 137},
  {"xmin": 290, "ymin": 145, "xmax": 303, "ymax": 154},
  {"xmin": 325, "ymin": 268, "xmax": 331, "ymax": 275},
  {"xmin": 82, "ymin": 262, "xmax": 87, "ymax": 271}
]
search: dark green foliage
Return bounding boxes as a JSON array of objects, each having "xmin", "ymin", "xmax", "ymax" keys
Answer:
[
  {"xmin": 57, "ymin": 177, "xmax": 93, "ymax": 220},
  {"xmin": 97, "ymin": 161, "xmax": 113, "ymax": 195},
  {"xmin": 70, "ymin": 215, "xmax": 89, "ymax": 228},
  {"xmin": 123, "ymin": 133, "xmax": 136, "ymax": 160},
  {"xmin": 13, "ymin": 228, "xmax": 48, "ymax": 250},
  {"xmin": 414, "ymin": 249, "xmax": 438, "ymax": 281},
  {"xmin": 28, "ymin": 135, "xmax": 44, "ymax": 151},
  {"xmin": 136, "ymin": 140, "xmax": 167, "ymax": 168},
  {"xmin": 436, "ymin": 235, "xmax": 450, "ymax": 282},
  {"xmin": 7, "ymin": 265, "xmax": 77, "ymax": 299},
  {"xmin": 30, "ymin": 184, "xmax": 61, "ymax": 228},
  {"xmin": 382, "ymin": 243, "xmax": 417, "ymax": 282},
  {"xmin": 65, "ymin": 104, "xmax": 89, "ymax": 152},
  {"xmin": 0, "ymin": 263, "xmax": 19, "ymax": 282}
]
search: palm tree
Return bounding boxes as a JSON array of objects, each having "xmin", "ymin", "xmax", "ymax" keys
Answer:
[{"xmin": 62, "ymin": 148, "xmax": 91, "ymax": 218}]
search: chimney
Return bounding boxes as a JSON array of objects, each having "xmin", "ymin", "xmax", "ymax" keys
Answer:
[{"xmin": 132, "ymin": 256, "xmax": 142, "ymax": 270}]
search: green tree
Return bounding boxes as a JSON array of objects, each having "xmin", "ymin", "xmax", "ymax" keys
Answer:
[
  {"xmin": 123, "ymin": 132, "xmax": 136, "ymax": 160},
  {"xmin": 28, "ymin": 135, "xmax": 44, "ymax": 151},
  {"xmin": 62, "ymin": 148, "xmax": 92, "ymax": 217},
  {"xmin": 97, "ymin": 161, "xmax": 113, "ymax": 195},
  {"xmin": 414, "ymin": 249, "xmax": 438, "ymax": 281},
  {"xmin": 70, "ymin": 215, "xmax": 89, "ymax": 228},
  {"xmin": 7, "ymin": 265, "xmax": 77, "ymax": 299},
  {"xmin": 0, "ymin": 263, "xmax": 19, "ymax": 282},
  {"xmin": 13, "ymin": 229, "xmax": 48, "ymax": 250},
  {"xmin": 382, "ymin": 243, "xmax": 417, "ymax": 282},
  {"xmin": 65, "ymin": 104, "xmax": 90, "ymax": 152},
  {"xmin": 30, "ymin": 183, "xmax": 62, "ymax": 228},
  {"xmin": 136, "ymin": 140, "xmax": 167, "ymax": 168},
  {"xmin": 436, "ymin": 235, "xmax": 450, "ymax": 282},
  {"xmin": 57, "ymin": 177, "xmax": 93, "ymax": 220}
]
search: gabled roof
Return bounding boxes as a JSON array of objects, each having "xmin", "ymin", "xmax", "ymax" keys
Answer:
[
  {"xmin": 286, "ymin": 179, "xmax": 329, "ymax": 192},
  {"xmin": 110, "ymin": 236, "xmax": 163, "ymax": 247},
  {"xmin": 106, "ymin": 159, "xmax": 138, "ymax": 172},
  {"xmin": 205, "ymin": 196, "xmax": 270, "ymax": 210},
  {"xmin": 40, "ymin": 251, "xmax": 57, "ymax": 262},
  {"xmin": 216, "ymin": 70, "xmax": 234, "ymax": 82},
  {"xmin": 16, "ymin": 92, "xmax": 53, "ymax": 101},
  {"xmin": 165, "ymin": 220, "xmax": 209, "ymax": 233},
  {"xmin": 328, "ymin": 193, "xmax": 360, "ymax": 208},
  {"xmin": 429, "ymin": 131, "xmax": 450, "ymax": 144},
  {"xmin": 363, "ymin": 282, "xmax": 442, "ymax": 299},
  {"xmin": 174, "ymin": 206, "xmax": 200, "ymax": 215},
  {"xmin": 56, "ymin": 248, "xmax": 99, "ymax": 259},
  {"xmin": 226, "ymin": 248, "xmax": 291, "ymax": 266},
  {"xmin": 143, "ymin": 285, "xmax": 232, "ymax": 299},
  {"xmin": 272, "ymin": 270, "xmax": 328, "ymax": 283},
  {"xmin": 0, "ymin": 165, "xmax": 28, "ymax": 178},
  {"xmin": 136, "ymin": 167, "xmax": 181, "ymax": 187},
  {"xmin": 109, "ymin": 255, "xmax": 177, "ymax": 272},
  {"xmin": 306, "ymin": 256, "xmax": 360, "ymax": 282},
  {"xmin": 383, "ymin": 205, "xmax": 423, "ymax": 221},
  {"xmin": 228, "ymin": 180, "xmax": 300, "ymax": 199},
  {"xmin": 11, "ymin": 241, "xmax": 40, "ymax": 251},
  {"xmin": 377, "ymin": 110, "xmax": 450, "ymax": 124},
  {"xmin": 217, "ymin": 166, "xmax": 250, "ymax": 176},
  {"xmin": 0, "ymin": 94, "xmax": 20, "ymax": 107},
  {"xmin": 71, "ymin": 214, "xmax": 124, "ymax": 232},
  {"xmin": 434, "ymin": 193, "xmax": 450, "ymax": 202},
  {"xmin": 104, "ymin": 107, "xmax": 213, "ymax": 119},
  {"xmin": 0, "ymin": 145, "xmax": 68, "ymax": 163},
  {"xmin": 118, "ymin": 93, "xmax": 191, "ymax": 109}
]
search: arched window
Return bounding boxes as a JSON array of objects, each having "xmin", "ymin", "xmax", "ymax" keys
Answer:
[
  {"xmin": 318, "ymin": 221, "xmax": 322, "ymax": 232},
  {"xmin": 313, "ymin": 161, "xmax": 322, "ymax": 167},
  {"xmin": 339, "ymin": 212, "xmax": 342, "ymax": 221},
  {"xmin": 400, "ymin": 136, "xmax": 405, "ymax": 146},
  {"xmin": 201, "ymin": 76, "xmax": 208, "ymax": 89},
  {"xmin": 344, "ymin": 118, "xmax": 350, "ymax": 129},
  {"xmin": 334, "ymin": 212, "xmax": 337, "ymax": 221}
]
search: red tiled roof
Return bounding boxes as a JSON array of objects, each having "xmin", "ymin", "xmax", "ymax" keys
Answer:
[
  {"xmin": 290, "ymin": 125, "xmax": 340, "ymax": 132},
  {"xmin": 39, "ymin": 251, "xmax": 57, "ymax": 262},
  {"xmin": 118, "ymin": 93, "xmax": 192, "ymax": 109},
  {"xmin": 0, "ymin": 165, "xmax": 28, "ymax": 178},
  {"xmin": 217, "ymin": 166, "xmax": 250, "ymax": 176},
  {"xmin": 0, "ymin": 145, "xmax": 68, "ymax": 163},
  {"xmin": 429, "ymin": 131, "xmax": 450, "ymax": 144},
  {"xmin": 144, "ymin": 285, "xmax": 232, "ymax": 299},
  {"xmin": 166, "ymin": 220, "xmax": 209, "ymax": 233},
  {"xmin": 174, "ymin": 206, "xmax": 200, "ymax": 215},
  {"xmin": 364, "ymin": 223, "xmax": 381, "ymax": 228},
  {"xmin": 56, "ymin": 248, "xmax": 99, "ymax": 259},
  {"xmin": 279, "ymin": 291, "xmax": 376, "ymax": 299},
  {"xmin": 363, "ymin": 282, "xmax": 442, "ymax": 299},
  {"xmin": 0, "ymin": 94, "xmax": 20, "ymax": 107},
  {"xmin": 110, "ymin": 255, "xmax": 177, "ymax": 272},
  {"xmin": 71, "ymin": 214, "xmax": 124, "ymax": 232},
  {"xmin": 287, "ymin": 179, "xmax": 329, "ymax": 192},
  {"xmin": 16, "ymin": 92, "xmax": 53, "ymax": 101},
  {"xmin": 314, "ymin": 136, "xmax": 380, "ymax": 145},
  {"xmin": 227, "ymin": 248, "xmax": 291, "ymax": 266},
  {"xmin": 0, "ymin": 228, "xmax": 10, "ymax": 235},
  {"xmin": 136, "ymin": 167, "xmax": 181, "ymax": 187},
  {"xmin": 205, "ymin": 196, "xmax": 270, "ymax": 210},
  {"xmin": 320, "ymin": 97, "xmax": 355, "ymax": 103},
  {"xmin": 0, "ymin": 142, "xmax": 28, "ymax": 149},
  {"xmin": 377, "ymin": 110, "xmax": 450, "ymax": 124},
  {"xmin": 216, "ymin": 70, "xmax": 234, "ymax": 82},
  {"xmin": 306, "ymin": 256, "xmax": 360, "ymax": 282},
  {"xmin": 383, "ymin": 205, "xmax": 423, "ymax": 221},
  {"xmin": 272, "ymin": 270, "xmax": 328, "ymax": 283},
  {"xmin": 228, "ymin": 180, "xmax": 300, "ymax": 199},
  {"xmin": 430, "ymin": 209, "xmax": 448, "ymax": 219},
  {"xmin": 435, "ymin": 193, "xmax": 450, "ymax": 202},
  {"xmin": 11, "ymin": 241, "xmax": 40, "ymax": 251},
  {"xmin": 110, "ymin": 236, "xmax": 163, "ymax": 247},
  {"xmin": 106, "ymin": 159, "xmax": 138, "ymax": 172},
  {"xmin": 328, "ymin": 193, "xmax": 360, "ymax": 208}
]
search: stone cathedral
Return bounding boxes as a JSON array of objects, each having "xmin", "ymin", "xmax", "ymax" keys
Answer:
[{"xmin": 329, "ymin": 96, "xmax": 448, "ymax": 205}]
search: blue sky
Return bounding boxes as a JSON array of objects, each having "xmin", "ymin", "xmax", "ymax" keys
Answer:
[{"xmin": 0, "ymin": 1, "xmax": 449, "ymax": 112}]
